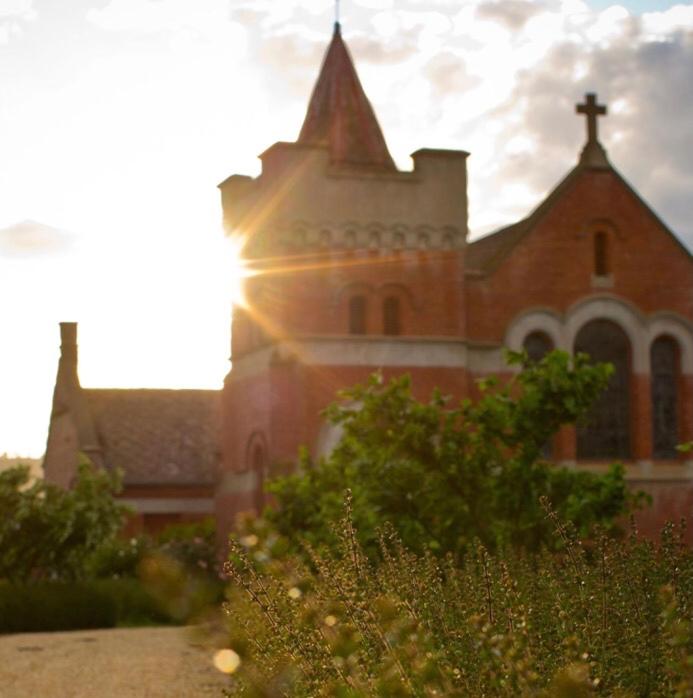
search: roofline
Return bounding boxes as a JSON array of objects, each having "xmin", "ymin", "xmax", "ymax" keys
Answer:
[
  {"xmin": 607, "ymin": 166, "xmax": 693, "ymax": 263},
  {"xmin": 82, "ymin": 387, "xmax": 222, "ymax": 395},
  {"xmin": 467, "ymin": 156, "xmax": 693, "ymax": 275},
  {"xmin": 411, "ymin": 148, "xmax": 470, "ymax": 159}
]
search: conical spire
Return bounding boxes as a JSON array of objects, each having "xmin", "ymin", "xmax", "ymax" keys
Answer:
[{"xmin": 298, "ymin": 23, "xmax": 396, "ymax": 171}]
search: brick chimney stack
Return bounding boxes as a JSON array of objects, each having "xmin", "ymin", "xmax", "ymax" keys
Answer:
[{"xmin": 58, "ymin": 322, "xmax": 79, "ymax": 385}]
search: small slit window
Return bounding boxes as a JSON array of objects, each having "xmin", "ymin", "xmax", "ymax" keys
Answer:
[
  {"xmin": 349, "ymin": 296, "xmax": 366, "ymax": 334},
  {"xmin": 594, "ymin": 231, "xmax": 609, "ymax": 276},
  {"xmin": 383, "ymin": 296, "xmax": 400, "ymax": 336}
]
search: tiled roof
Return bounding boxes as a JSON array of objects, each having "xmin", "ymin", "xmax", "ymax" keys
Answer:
[
  {"xmin": 83, "ymin": 389, "xmax": 221, "ymax": 486},
  {"xmin": 298, "ymin": 23, "xmax": 396, "ymax": 171}
]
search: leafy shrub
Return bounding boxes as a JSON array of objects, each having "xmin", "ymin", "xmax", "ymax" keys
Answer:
[
  {"xmin": 268, "ymin": 351, "xmax": 645, "ymax": 556},
  {"xmin": 221, "ymin": 499, "xmax": 693, "ymax": 697},
  {"xmin": 0, "ymin": 460, "xmax": 128, "ymax": 582},
  {"xmin": 0, "ymin": 578, "xmax": 175, "ymax": 633},
  {"xmin": 87, "ymin": 535, "xmax": 152, "ymax": 579},
  {"xmin": 94, "ymin": 578, "xmax": 173, "ymax": 627},
  {"xmin": 156, "ymin": 516, "xmax": 219, "ymax": 578},
  {"xmin": 138, "ymin": 552, "xmax": 222, "ymax": 623},
  {"xmin": 0, "ymin": 581, "xmax": 117, "ymax": 633}
]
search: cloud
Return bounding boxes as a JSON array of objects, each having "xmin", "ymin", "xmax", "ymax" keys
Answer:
[
  {"xmin": 475, "ymin": 0, "xmax": 547, "ymax": 30},
  {"xmin": 87, "ymin": 0, "xmax": 234, "ymax": 38},
  {"xmin": 0, "ymin": 0, "xmax": 35, "ymax": 44},
  {"xmin": 0, "ymin": 220, "xmax": 74, "ymax": 258},
  {"xmin": 474, "ymin": 13, "xmax": 693, "ymax": 244},
  {"xmin": 0, "ymin": 0, "xmax": 35, "ymax": 20}
]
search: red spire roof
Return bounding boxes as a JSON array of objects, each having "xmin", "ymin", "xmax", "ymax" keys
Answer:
[{"xmin": 298, "ymin": 23, "xmax": 396, "ymax": 171}]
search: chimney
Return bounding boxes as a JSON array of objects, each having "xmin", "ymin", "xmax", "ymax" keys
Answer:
[{"xmin": 58, "ymin": 321, "xmax": 80, "ymax": 388}]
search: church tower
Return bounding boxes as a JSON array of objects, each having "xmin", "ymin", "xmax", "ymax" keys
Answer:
[{"xmin": 216, "ymin": 23, "xmax": 470, "ymax": 531}]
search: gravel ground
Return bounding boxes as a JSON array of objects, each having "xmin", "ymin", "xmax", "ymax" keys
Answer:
[{"xmin": 0, "ymin": 626, "xmax": 231, "ymax": 697}]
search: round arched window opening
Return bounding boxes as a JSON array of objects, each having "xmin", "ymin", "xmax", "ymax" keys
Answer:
[
  {"xmin": 575, "ymin": 319, "xmax": 631, "ymax": 459},
  {"xmin": 523, "ymin": 331, "xmax": 553, "ymax": 363},
  {"xmin": 349, "ymin": 295, "xmax": 367, "ymax": 334},
  {"xmin": 651, "ymin": 336, "xmax": 679, "ymax": 459},
  {"xmin": 383, "ymin": 296, "xmax": 401, "ymax": 336},
  {"xmin": 252, "ymin": 443, "xmax": 265, "ymax": 513}
]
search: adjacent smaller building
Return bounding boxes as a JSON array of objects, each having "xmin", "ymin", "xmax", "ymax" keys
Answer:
[{"xmin": 43, "ymin": 322, "xmax": 220, "ymax": 534}]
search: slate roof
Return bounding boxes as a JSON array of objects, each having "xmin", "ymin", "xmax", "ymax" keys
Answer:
[
  {"xmin": 83, "ymin": 389, "xmax": 221, "ymax": 486},
  {"xmin": 298, "ymin": 22, "xmax": 396, "ymax": 171}
]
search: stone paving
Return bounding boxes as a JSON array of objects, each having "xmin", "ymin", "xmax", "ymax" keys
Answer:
[{"xmin": 0, "ymin": 626, "xmax": 230, "ymax": 697}]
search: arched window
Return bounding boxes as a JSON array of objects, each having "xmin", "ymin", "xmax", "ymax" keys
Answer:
[
  {"xmin": 523, "ymin": 331, "xmax": 555, "ymax": 457},
  {"xmin": 383, "ymin": 296, "xmax": 400, "ymax": 336},
  {"xmin": 251, "ymin": 444, "xmax": 265, "ymax": 513},
  {"xmin": 594, "ymin": 231, "xmax": 609, "ymax": 276},
  {"xmin": 575, "ymin": 319, "xmax": 631, "ymax": 459},
  {"xmin": 349, "ymin": 296, "xmax": 367, "ymax": 334},
  {"xmin": 319, "ymin": 229, "xmax": 331, "ymax": 247},
  {"xmin": 651, "ymin": 336, "xmax": 679, "ymax": 458},
  {"xmin": 523, "ymin": 331, "xmax": 553, "ymax": 362}
]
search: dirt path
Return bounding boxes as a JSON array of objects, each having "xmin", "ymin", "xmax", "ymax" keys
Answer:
[{"xmin": 0, "ymin": 626, "xmax": 231, "ymax": 697}]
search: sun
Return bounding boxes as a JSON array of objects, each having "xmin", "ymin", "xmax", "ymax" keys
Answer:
[{"xmin": 225, "ymin": 234, "xmax": 253, "ymax": 309}]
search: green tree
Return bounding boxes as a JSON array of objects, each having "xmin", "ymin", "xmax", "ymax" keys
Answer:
[
  {"xmin": 267, "ymin": 350, "xmax": 645, "ymax": 555},
  {"xmin": 0, "ymin": 460, "xmax": 128, "ymax": 582}
]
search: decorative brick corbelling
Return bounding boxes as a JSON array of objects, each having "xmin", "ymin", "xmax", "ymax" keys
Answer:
[{"xmin": 279, "ymin": 221, "xmax": 464, "ymax": 251}]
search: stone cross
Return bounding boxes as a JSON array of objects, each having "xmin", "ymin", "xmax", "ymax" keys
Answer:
[{"xmin": 576, "ymin": 93, "xmax": 607, "ymax": 144}]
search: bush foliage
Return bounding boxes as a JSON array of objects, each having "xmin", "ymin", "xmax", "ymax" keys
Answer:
[
  {"xmin": 0, "ymin": 578, "xmax": 173, "ymax": 633},
  {"xmin": 268, "ymin": 351, "xmax": 644, "ymax": 556},
  {"xmin": 221, "ymin": 500, "xmax": 693, "ymax": 697},
  {"xmin": 0, "ymin": 461, "xmax": 222, "ymax": 631},
  {"xmin": 0, "ymin": 460, "xmax": 128, "ymax": 582}
]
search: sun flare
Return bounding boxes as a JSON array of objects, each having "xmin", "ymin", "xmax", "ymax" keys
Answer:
[{"xmin": 225, "ymin": 234, "xmax": 253, "ymax": 309}]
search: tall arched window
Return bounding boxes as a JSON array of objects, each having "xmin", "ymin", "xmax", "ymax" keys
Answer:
[
  {"xmin": 651, "ymin": 336, "xmax": 679, "ymax": 458},
  {"xmin": 252, "ymin": 443, "xmax": 265, "ymax": 513},
  {"xmin": 594, "ymin": 231, "xmax": 609, "ymax": 276},
  {"xmin": 383, "ymin": 296, "xmax": 400, "ymax": 336},
  {"xmin": 575, "ymin": 319, "xmax": 631, "ymax": 459},
  {"xmin": 349, "ymin": 296, "xmax": 366, "ymax": 334},
  {"xmin": 523, "ymin": 331, "xmax": 553, "ymax": 362},
  {"xmin": 523, "ymin": 331, "xmax": 555, "ymax": 457}
]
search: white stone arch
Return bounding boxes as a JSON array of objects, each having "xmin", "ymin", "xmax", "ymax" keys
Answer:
[
  {"xmin": 505, "ymin": 308, "xmax": 564, "ymax": 353},
  {"xmin": 647, "ymin": 313, "xmax": 693, "ymax": 375},
  {"xmin": 565, "ymin": 295, "xmax": 647, "ymax": 372}
]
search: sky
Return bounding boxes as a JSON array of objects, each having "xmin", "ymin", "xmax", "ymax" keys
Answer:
[{"xmin": 1, "ymin": 0, "xmax": 692, "ymax": 457}]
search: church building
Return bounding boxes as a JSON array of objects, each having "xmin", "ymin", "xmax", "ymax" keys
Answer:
[
  {"xmin": 45, "ymin": 23, "xmax": 693, "ymax": 540},
  {"xmin": 216, "ymin": 22, "xmax": 693, "ymax": 539}
]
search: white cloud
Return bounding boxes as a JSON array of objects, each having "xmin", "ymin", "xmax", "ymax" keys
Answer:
[
  {"xmin": 0, "ymin": 220, "xmax": 73, "ymax": 258},
  {"xmin": 87, "ymin": 0, "xmax": 236, "ymax": 39},
  {"xmin": 0, "ymin": 0, "xmax": 35, "ymax": 20}
]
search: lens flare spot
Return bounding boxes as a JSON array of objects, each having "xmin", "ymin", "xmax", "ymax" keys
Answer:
[
  {"xmin": 213, "ymin": 648, "xmax": 241, "ymax": 674},
  {"xmin": 288, "ymin": 586, "xmax": 302, "ymax": 600}
]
